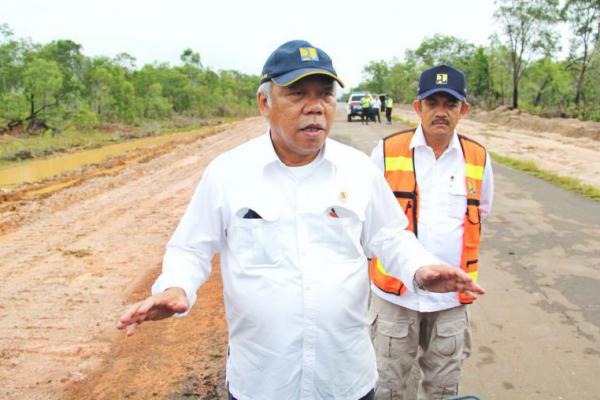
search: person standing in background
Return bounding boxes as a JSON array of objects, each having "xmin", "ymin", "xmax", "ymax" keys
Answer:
[
  {"xmin": 361, "ymin": 93, "xmax": 372, "ymax": 125},
  {"xmin": 369, "ymin": 64, "xmax": 494, "ymax": 400},
  {"xmin": 385, "ymin": 95, "xmax": 393, "ymax": 124},
  {"xmin": 372, "ymin": 96, "xmax": 382, "ymax": 123}
]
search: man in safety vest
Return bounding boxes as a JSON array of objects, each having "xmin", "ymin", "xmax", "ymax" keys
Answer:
[
  {"xmin": 361, "ymin": 93, "xmax": 372, "ymax": 125},
  {"xmin": 385, "ymin": 96, "xmax": 393, "ymax": 124},
  {"xmin": 368, "ymin": 64, "xmax": 494, "ymax": 399}
]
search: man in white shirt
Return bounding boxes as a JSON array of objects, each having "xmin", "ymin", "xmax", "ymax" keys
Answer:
[
  {"xmin": 368, "ymin": 64, "xmax": 494, "ymax": 400},
  {"xmin": 117, "ymin": 42, "xmax": 484, "ymax": 400},
  {"xmin": 372, "ymin": 96, "xmax": 382, "ymax": 123}
]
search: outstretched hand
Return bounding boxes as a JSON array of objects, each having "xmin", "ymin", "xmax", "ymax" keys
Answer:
[
  {"xmin": 415, "ymin": 265, "xmax": 485, "ymax": 299},
  {"xmin": 116, "ymin": 287, "xmax": 189, "ymax": 336}
]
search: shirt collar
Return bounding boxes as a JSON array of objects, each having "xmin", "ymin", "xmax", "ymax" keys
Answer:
[
  {"xmin": 258, "ymin": 130, "xmax": 282, "ymax": 168},
  {"xmin": 410, "ymin": 123, "xmax": 462, "ymax": 154},
  {"xmin": 258, "ymin": 130, "xmax": 329, "ymax": 169}
]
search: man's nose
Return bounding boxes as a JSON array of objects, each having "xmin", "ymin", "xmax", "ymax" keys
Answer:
[
  {"xmin": 303, "ymin": 93, "xmax": 325, "ymax": 114},
  {"xmin": 433, "ymin": 104, "xmax": 449, "ymax": 116}
]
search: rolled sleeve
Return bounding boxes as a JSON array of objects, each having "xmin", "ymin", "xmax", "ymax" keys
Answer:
[{"xmin": 151, "ymin": 164, "xmax": 224, "ymax": 314}]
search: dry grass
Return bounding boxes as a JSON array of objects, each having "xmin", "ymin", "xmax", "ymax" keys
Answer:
[{"xmin": 491, "ymin": 152, "xmax": 600, "ymax": 202}]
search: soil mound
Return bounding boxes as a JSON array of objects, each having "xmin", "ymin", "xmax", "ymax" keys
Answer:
[{"xmin": 469, "ymin": 106, "xmax": 600, "ymax": 141}]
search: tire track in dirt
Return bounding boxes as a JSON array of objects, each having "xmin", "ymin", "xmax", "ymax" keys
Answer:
[{"xmin": 0, "ymin": 117, "xmax": 266, "ymax": 399}]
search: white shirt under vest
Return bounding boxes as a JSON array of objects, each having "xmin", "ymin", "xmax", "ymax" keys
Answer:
[{"xmin": 370, "ymin": 124, "xmax": 494, "ymax": 312}]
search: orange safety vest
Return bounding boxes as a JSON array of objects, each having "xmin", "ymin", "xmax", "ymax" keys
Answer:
[{"xmin": 369, "ymin": 129, "xmax": 487, "ymax": 304}]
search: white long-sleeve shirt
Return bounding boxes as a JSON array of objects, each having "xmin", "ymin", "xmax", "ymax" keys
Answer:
[
  {"xmin": 152, "ymin": 132, "xmax": 438, "ymax": 400},
  {"xmin": 370, "ymin": 124, "xmax": 494, "ymax": 312}
]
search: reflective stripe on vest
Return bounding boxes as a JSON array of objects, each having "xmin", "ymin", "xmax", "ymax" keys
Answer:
[{"xmin": 368, "ymin": 129, "xmax": 486, "ymax": 303}]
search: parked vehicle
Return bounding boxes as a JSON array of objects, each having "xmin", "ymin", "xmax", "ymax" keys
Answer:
[{"xmin": 346, "ymin": 91, "xmax": 371, "ymax": 122}]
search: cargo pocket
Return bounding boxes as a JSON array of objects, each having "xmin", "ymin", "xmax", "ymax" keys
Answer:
[
  {"xmin": 375, "ymin": 319, "xmax": 410, "ymax": 358},
  {"xmin": 434, "ymin": 319, "xmax": 467, "ymax": 357}
]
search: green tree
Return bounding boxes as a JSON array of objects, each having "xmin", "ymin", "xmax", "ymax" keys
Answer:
[
  {"xmin": 385, "ymin": 59, "xmax": 419, "ymax": 103},
  {"xmin": 22, "ymin": 58, "xmax": 63, "ymax": 129},
  {"xmin": 180, "ymin": 48, "xmax": 202, "ymax": 67},
  {"xmin": 1, "ymin": 28, "xmax": 261, "ymax": 133},
  {"xmin": 487, "ymin": 34, "xmax": 513, "ymax": 107},
  {"xmin": 144, "ymin": 82, "xmax": 172, "ymax": 119},
  {"xmin": 494, "ymin": 0, "xmax": 560, "ymax": 109},
  {"xmin": 562, "ymin": 0, "xmax": 600, "ymax": 106},
  {"xmin": 521, "ymin": 58, "xmax": 572, "ymax": 111},
  {"xmin": 113, "ymin": 52, "xmax": 137, "ymax": 71},
  {"xmin": 362, "ymin": 60, "xmax": 389, "ymax": 94},
  {"xmin": 465, "ymin": 46, "xmax": 490, "ymax": 104},
  {"xmin": 409, "ymin": 34, "xmax": 476, "ymax": 68},
  {"xmin": 582, "ymin": 51, "xmax": 600, "ymax": 119}
]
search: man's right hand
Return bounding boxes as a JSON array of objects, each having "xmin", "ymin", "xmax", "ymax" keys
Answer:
[{"xmin": 116, "ymin": 287, "xmax": 189, "ymax": 336}]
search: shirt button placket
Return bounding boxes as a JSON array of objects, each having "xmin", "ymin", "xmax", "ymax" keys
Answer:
[
  {"xmin": 301, "ymin": 274, "xmax": 318, "ymax": 399},
  {"xmin": 298, "ymin": 182, "xmax": 317, "ymax": 399}
]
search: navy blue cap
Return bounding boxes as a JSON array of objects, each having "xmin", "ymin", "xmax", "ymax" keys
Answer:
[
  {"xmin": 417, "ymin": 64, "xmax": 467, "ymax": 101},
  {"xmin": 260, "ymin": 40, "xmax": 344, "ymax": 87}
]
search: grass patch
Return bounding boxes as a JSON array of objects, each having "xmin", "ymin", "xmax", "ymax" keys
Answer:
[
  {"xmin": 491, "ymin": 152, "xmax": 600, "ymax": 202},
  {"xmin": 392, "ymin": 114, "xmax": 418, "ymax": 127},
  {"xmin": 0, "ymin": 116, "xmax": 243, "ymax": 168}
]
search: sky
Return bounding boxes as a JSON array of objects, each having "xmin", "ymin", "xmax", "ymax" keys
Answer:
[{"xmin": 2, "ymin": 0, "xmax": 529, "ymax": 91}]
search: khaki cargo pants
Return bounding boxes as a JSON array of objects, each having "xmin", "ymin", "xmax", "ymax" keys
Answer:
[{"xmin": 369, "ymin": 295, "xmax": 471, "ymax": 400}]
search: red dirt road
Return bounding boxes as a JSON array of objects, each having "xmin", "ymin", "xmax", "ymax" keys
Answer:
[{"xmin": 0, "ymin": 118, "xmax": 266, "ymax": 399}]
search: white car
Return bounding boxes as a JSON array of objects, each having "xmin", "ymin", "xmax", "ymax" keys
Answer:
[{"xmin": 346, "ymin": 91, "xmax": 371, "ymax": 122}]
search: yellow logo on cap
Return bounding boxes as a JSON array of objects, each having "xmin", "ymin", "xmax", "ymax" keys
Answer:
[
  {"xmin": 436, "ymin": 73, "xmax": 448, "ymax": 85},
  {"xmin": 300, "ymin": 47, "xmax": 319, "ymax": 62}
]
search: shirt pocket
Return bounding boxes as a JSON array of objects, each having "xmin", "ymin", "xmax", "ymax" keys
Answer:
[
  {"xmin": 447, "ymin": 181, "xmax": 467, "ymax": 220},
  {"xmin": 227, "ymin": 206, "xmax": 283, "ymax": 268},
  {"xmin": 309, "ymin": 205, "xmax": 364, "ymax": 263}
]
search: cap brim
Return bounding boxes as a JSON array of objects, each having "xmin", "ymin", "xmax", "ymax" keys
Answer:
[
  {"xmin": 272, "ymin": 68, "xmax": 345, "ymax": 88},
  {"xmin": 418, "ymin": 88, "xmax": 465, "ymax": 101}
]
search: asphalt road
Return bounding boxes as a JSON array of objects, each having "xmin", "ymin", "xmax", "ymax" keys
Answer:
[{"xmin": 331, "ymin": 104, "xmax": 600, "ymax": 400}]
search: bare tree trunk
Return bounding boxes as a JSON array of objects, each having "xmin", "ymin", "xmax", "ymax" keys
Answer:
[
  {"xmin": 28, "ymin": 93, "xmax": 35, "ymax": 129},
  {"xmin": 575, "ymin": 56, "xmax": 588, "ymax": 106},
  {"xmin": 534, "ymin": 77, "xmax": 551, "ymax": 107},
  {"xmin": 512, "ymin": 70, "xmax": 519, "ymax": 109}
]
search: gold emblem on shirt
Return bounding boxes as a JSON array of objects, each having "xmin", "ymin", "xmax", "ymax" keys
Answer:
[{"xmin": 339, "ymin": 191, "xmax": 348, "ymax": 202}]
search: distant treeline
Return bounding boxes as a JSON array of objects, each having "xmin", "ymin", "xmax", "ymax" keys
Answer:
[
  {"xmin": 0, "ymin": 24, "xmax": 259, "ymax": 134},
  {"xmin": 354, "ymin": 0, "xmax": 600, "ymax": 121}
]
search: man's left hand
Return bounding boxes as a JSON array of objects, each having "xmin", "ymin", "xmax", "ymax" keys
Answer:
[{"xmin": 415, "ymin": 265, "xmax": 485, "ymax": 299}]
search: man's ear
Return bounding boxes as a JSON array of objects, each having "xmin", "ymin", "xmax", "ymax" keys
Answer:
[
  {"xmin": 460, "ymin": 101, "xmax": 471, "ymax": 117},
  {"xmin": 412, "ymin": 99, "xmax": 422, "ymax": 117},
  {"xmin": 257, "ymin": 92, "xmax": 270, "ymax": 117}
]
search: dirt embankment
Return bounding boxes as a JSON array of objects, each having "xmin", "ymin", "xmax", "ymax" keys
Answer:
[
  {"xmin": 395, "ymin": 104, "xmax": 600, "ymax": 189},
  {"xmin": 469, "ymin": 105, "xmax": 600, "ymax": 141},
  {"xmin": 0, "ymin": 117, "xmax": 266, "ymax": 400}
]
